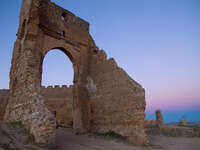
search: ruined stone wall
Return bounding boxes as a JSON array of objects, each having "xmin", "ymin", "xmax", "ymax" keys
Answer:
[
  {"xmin": 41, "ymin": 85, "xmax": 73, "ymax": 126},
  {"xmin": 1, "ymin": 51, "xmax": 147, "ymax": 145},
  {"xmin": 5, "ymin": 0, "xmax": 91, "ymax": 144},
  {"xmin": 4, "ymin": 0, "xmax": 147, "ymax": 145},
  {"xmin": 88, "ymin": 50, "xmax": 147, "ymax": 145},
  {"xmin": 0, "ymin": 87, "xmax": 73, "ymax": 126}
]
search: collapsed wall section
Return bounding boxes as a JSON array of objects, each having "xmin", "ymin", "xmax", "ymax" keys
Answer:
[{"xmin": 88, "ymin": 50, "xmax": 147, "ymax": 145}]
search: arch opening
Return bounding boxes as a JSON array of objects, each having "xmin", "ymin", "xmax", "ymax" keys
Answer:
[
  {"xmin": 41, "ymin": 48, "xmax": 74, "ymax": 127},
  {"xmin": 42, "ymin": 49, "xmax": 74, "ymax": 86}
]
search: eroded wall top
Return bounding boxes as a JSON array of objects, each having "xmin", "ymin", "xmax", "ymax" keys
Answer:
[{"xmin": 39, "ymin": 0, "xmax": 90, "ymax": 46}]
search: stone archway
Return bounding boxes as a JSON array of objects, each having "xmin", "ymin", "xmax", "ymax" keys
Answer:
[
  {"xmin": 41, "ymin": 48, "xmax": 76, "ymax": 87},
  {"xmin": 40, "ymin": 47, "xmax": 78, "ymax": 130},
  {"xmin": 4, "ymin": 0, "xmax": 92, "ymax": 144},
  {"xmin": 4, "ymin": 0, "xmax": 147, "ymax": 145}
]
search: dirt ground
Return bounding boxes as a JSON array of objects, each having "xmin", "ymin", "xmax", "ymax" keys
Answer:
[
  {"xmin": 0, "ymin": 123, "xmax": 200, "ymax": 150},
  {"xmin": 56, "ymin": 128, "xmax": 200, "ymax": 150}
]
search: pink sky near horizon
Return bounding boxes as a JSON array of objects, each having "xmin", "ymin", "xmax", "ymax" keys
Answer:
[{"xmin": 145, "ymin": 84, "xmax": 200, "ymax": 112}]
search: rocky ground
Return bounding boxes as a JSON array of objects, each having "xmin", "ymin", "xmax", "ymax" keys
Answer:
[
  {"xmin": 0, "ymin": 122, "xmax": 49, "ymax": 150},
  {"xmin": 0, "ymin": 122, "xmax": 200, "ymax": 150}
]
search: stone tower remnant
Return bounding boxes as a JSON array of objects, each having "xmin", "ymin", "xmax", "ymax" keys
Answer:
[
  {"xmin": 4, "ymin": 0, "xmax": 147, "ymax": 145},
  {"xmin": 156, "ymin": 110, "xmax": 164, "ymax": 128}
]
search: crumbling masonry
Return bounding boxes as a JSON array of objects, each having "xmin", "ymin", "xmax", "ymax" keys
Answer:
[{"xmin": 2, "ymin": 0, "xmax": 147, "ymax": 145}]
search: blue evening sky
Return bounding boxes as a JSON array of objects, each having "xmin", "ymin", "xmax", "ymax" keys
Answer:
[{"xmin": 0, "ymin": 0, "xmax": 200, "ymax": 123}]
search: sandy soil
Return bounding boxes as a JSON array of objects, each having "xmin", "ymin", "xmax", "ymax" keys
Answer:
[
  {"xmin": 148, "ymin": 135, "xmax": 200, "ymax": 150},
  {"xmin": 56, "ymin": 128, "xmax": 200, "ymax": 150},
  {"xmin": 1, "ymin": 123, "xmax": 200, "ymax": 150}
]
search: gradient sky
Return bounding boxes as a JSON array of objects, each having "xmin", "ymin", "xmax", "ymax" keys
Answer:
[{"xmin": 0, "ymin": 0, "xmax": 200, "ymax": 123}]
